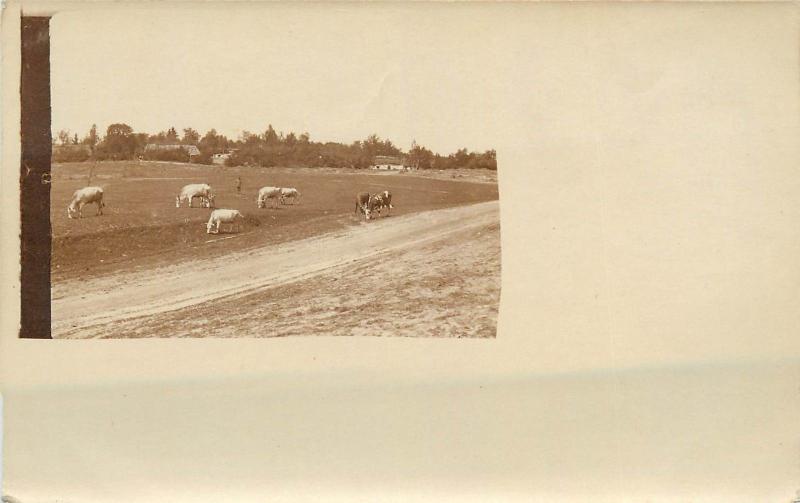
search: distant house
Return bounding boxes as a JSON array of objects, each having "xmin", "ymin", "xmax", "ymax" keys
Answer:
[
  {"xmin": 212, "ymin": 152, "xmax": 232, "ymax": 165},
  {"xmin": 144, "ymin": 143, "xmax": 201, "ymax": 159},
  {"xmin": 371, "ymin": 155, "xmax": 409, "ymax": 170}
]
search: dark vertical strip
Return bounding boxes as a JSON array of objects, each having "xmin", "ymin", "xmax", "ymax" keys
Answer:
[{"xmin": 20, "ymin": 17, "xmax": 52, "ymax": 339}]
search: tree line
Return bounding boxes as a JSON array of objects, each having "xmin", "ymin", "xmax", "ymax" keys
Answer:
[{"xmin": 52, "ymin": 123, "xmax": 497, "ymax": 171}]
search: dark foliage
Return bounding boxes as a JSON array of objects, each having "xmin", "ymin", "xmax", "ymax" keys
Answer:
[
  {"xmin": 57, "ymin": 123, "xmax": 497, "ymax": 170},
  {"xmin": 53, "ymin": 146, "xmax": 91, "ymax": 163}
]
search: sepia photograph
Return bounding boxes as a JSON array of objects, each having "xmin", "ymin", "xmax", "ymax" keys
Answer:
[
  {"xmin": 34, "ymin": 5, "xmax": 501, "ymax": 339},
  {"xmin": 4, "ymin": 2, "xmax": 800, "ymax": 503}
]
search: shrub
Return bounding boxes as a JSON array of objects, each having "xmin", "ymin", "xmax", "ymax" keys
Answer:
[{"xmin": 52, "ymin": 146, "xmax": 91, "ymax": 163}]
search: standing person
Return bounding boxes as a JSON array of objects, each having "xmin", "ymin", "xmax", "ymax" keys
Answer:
[{"xmin": 235, "ymin": 175, "xmax": 241, "ymax": 194}]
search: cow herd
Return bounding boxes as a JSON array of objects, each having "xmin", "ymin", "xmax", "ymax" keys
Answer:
[{"xmin": 65, "ymin": 182, "xmax": 395, "ymax": 235}]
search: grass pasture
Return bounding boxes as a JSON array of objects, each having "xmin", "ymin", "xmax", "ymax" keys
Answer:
[{"xmin": 51, "ymin": 161, "xmax": 499, "ymax": 280}]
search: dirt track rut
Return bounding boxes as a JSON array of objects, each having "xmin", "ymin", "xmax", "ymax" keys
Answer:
[{"xmin": 52, "ymin": 201, "xmax": 499, "ymax": 338}]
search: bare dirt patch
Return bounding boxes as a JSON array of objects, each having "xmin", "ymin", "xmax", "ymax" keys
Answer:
[
  {"xmin": 53, "ymin": 202, "xmax": 500, "ymax": 339},
  {"xmin": 93, "ymin": 221, "xmax": 500, "ymax": 339}
]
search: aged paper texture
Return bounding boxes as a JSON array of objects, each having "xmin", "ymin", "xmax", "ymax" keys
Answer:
[{"xmin": 2, "ymin": 2, "xmax": 800, "ymax": 502}]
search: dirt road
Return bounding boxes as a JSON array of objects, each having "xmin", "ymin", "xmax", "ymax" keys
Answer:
[{"xmin": 52, "ymin": 201, "xmax": 500, "ymax": 338}]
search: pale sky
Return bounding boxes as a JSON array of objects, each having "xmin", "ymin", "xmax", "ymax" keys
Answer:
[{"xmin": 50, "ymin": 3, "xmax": 506, "ymax": 154}]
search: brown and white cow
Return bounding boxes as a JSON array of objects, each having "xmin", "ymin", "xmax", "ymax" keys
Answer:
[
  {"xmin": 355, "ymin": 192, "xmax": 372, "ymax": 220},
  {"xmin": 67, "ymin": 186, "xmax": 105, "ymax": 219},
  {"xmin": 380, "ymin": 190, "xmax": 393, "ymax": 214},
  {"xmin": 369, "ymin": 191, "xmax": 393, "ymax": 217}
]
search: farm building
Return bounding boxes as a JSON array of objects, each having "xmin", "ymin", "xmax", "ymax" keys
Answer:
[
  {"xmin": 144, "ymin": 143, "xmax": 201, "ymax": 159},
  {"xmin": 371, "ymin": 155, "xmax": 410, "ymax": 170},
  {"xmin": 212, "ymin": 152, "xmax": 232, "ymax": 165}
]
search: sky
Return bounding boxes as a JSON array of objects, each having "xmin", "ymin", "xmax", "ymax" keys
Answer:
[{"xmin": 49, "ymin": 3, "xmax": 506, "ymax": 154}]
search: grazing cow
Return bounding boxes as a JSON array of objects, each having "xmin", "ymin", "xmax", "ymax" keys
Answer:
[
  {"xmin": 176, "ymin": 183, "xmax": 215, "ymax": 208},
  {"xmin": 280, "ymin": 187, "xmax": 300, "ymax": 205},
  {"xmin": 206, "ymin": 209, "xmax": 245, "ymax": 234},
  {"xmin": 380, "ymin": 190, "xmax": 393, "ymax": 214},
  {"xmin": 355, "ymin": 192, "xmax": 372, "ymax": 220},
  {"xmin": 369, "ymin": 191, "xmax": 393, "ymax": 217},
  {"xmin": 367, "ymin": 193, "xmax": 388, "ymax": 218},
  {"xmin": 257, "ymin": 186, "xmax": 283, "ymax": 208},
  {"xmin": 67, "ymin": 186, "xmax": 105, "ymax": 219}
]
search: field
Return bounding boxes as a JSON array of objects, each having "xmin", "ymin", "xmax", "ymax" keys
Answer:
[
  {"xmin": 51, "ymin": 162, "xmax": 498, "ymax": 279},
  {"xmin": 50, "ymin": 161, "xmax": 500, "ymax": 338}
]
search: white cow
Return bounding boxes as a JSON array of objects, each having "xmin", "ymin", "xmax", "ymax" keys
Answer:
[
  {"xmin": 206, "ymin": 209, "xmax": 245, "ymax": 234},
  {"xmin": 257, "ymin": 186, "xmax": 283, "ymax": 208},
  {"xmin": 176, "ymin": 183, "xmax": 215, "ymax": 208},
  {"xmin": 67, "ymin": 186, "xmax": 105, "ymax": 219},
  {"xmin": 280, "ymin": 187, "xmax": 300, "ymax": 205}
]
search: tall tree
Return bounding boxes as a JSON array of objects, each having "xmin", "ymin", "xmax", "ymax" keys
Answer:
[
  {"xmin": 408, "ymin": 141, "xmax": 434, "ymax": 169},
  {"xmin": 263, "ymin": 124, "xmax": 279, "ymax": 145},
  {"xmin": 103, "ymin": 123, "xmax": 136, "ymax": 159},
  {"xmin": 165, "ymin": 127, "xmax": 179, "ymax": 143},
  {"xmin": 87, "ymin": 124, "xmax": 98, "ymax": 148},
  {"xmin": 182, "ymin": 127, "xmax": 200, "ymax": 145},
  {"xmin": 200, "ymin": 129, "xmax": 220, "ymax": 151},
  {"xmin": 241, "ymin": 130, "xmax": 260, "ymax": 145},
  {"xmin": 57, "ymin": 129, "xmax": 70, "ymax": 145}
]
